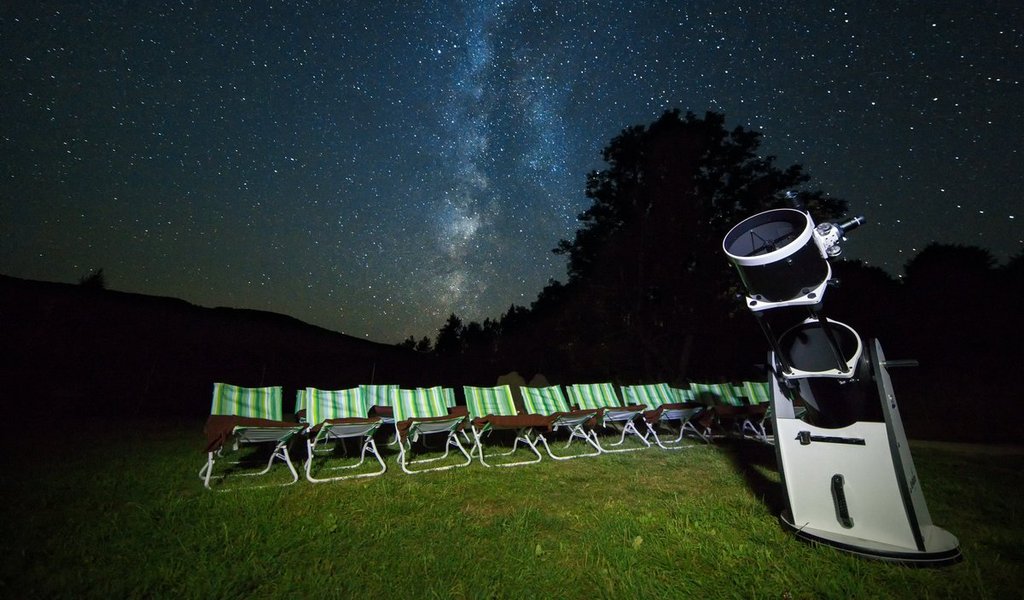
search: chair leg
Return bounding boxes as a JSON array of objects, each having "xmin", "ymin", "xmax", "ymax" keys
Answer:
[
  {"xmin": 535, "ymin": 425, "xmax": 602, "ymax": 460},
  {"xmin": 400, "ymin": 432, "xmax": 473, "ymax": 474},
  {"xmin": 305, "ymin": 436, "xmax": 387, "ymax": 483},
  {"xmin": 202, "ymin": 441, "xmax": 299, "ymax": 491},
  {"xmin": 472, "ymin": 427, "xmax": 543, "ymax": 467},
  {"xmin": 644, "ymin": 421, "xmax": 698, "ymax": 451},
  {"xmin": 200, "ymin": 452, "xmax": 215, "ymax": 489},
  {"xmin": 600, "ymin": 420, "xmax": 649, "ymax": 453}
]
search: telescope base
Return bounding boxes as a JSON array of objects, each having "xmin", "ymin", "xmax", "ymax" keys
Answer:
[
  {"xmin": 769, "ymin": 339, "xmax": 961, "ymax": 568},
  {"xmin": 780, "ymin": 511, "xmax": 962, "ymax": 567}
]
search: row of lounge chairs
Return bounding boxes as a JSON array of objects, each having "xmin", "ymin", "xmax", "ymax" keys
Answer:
[{"xmin": 200, "ymin": 380, "xmax": 772, "ymax": 490}]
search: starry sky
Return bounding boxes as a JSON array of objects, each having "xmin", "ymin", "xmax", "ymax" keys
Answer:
[{"xmin": 3, "ymin": 1, "xmax": 1021, "ymax": 343}]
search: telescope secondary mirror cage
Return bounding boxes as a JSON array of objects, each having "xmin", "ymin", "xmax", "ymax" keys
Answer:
[{"xmin": 722, "ymin": 208, "xmax": 853, "ymax": 311}]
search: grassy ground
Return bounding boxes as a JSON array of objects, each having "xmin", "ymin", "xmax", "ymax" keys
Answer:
[{"xmin": 1, "ymin": 419, "xmax": 1021, "ymax": 599}]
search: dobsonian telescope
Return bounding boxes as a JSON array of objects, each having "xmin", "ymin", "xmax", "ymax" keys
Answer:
[{"xmin": 722, "ymin": 206, "xmax": 961, "ymax": 566}]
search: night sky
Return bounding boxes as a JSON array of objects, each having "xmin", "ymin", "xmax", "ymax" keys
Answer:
[{"xmin": 3, "ymin": 1, "xmax": 1021, "ymax": 343}]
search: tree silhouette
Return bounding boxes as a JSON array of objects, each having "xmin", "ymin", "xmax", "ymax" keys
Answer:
[
  {"xmin": 903, "ymin": 243, "xmax": 997, "ymax": 285},
  {"xmin": 399, "ymin": 335, "xmax": 433, "ymax": 353},
  {"xmin": 433, "ymin": 313, "xmax": 465, "ymax": 356},
  {"xmin": 414, "ymin": 336, "xmax": 433, "ymax": 353},
  {"xmin": 541, "ymin": 110, "xmax": 847, "ymax": 380},
  {"xmin": 78, "ymin": 268, "xmax": 106, "ymax": 289},
  {"xmin": 900, "ymin": 243, "xmax": 1001, "ymax": 360}
]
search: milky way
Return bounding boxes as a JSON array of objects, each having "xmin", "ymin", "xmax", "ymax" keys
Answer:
[{"xmin": 2, "ymin": 1, "xmax": 1021, "ymax": 342}]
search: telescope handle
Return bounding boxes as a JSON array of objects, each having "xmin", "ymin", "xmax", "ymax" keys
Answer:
[{"xmin": 882, "ymin": 359, "xmax": 919, "ymax": 369}]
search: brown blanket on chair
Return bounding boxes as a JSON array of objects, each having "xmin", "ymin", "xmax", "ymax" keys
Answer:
[
  {"xmin": 471, "ymin": 414, "xmax": 556, "ymax": 431},
  {"xmin": 713, "ymin": 404, "xmax": 752, "ymax": 419},
  {"xmin": 369, "ymin": 405, "xmax": 394, "ymax": 419},
  {"xmin": 642, "ymin": 402, "xmax": 702, "ymax": 424},
  {"xmin": 203, "ymin": 415, "xmax": 302, "ymax": 453}
]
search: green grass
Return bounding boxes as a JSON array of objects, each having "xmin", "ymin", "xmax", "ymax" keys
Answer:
[{"xmin": 1, "ymin": 420, "xmax": 1021, "ymax": 599}]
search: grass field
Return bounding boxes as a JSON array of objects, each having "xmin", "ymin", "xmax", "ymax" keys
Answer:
[{"xmin": 1, "ymin": 419, "xmax": 1021, "ymax": 599}]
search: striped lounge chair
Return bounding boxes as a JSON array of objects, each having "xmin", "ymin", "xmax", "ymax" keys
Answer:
[
  {"xmin": 393, "ymin": 387, "xmax": 472, "ymax": 474},
  {"xmin": 304, "ymin": 387, "xmax": 386, "ymax": 482},
  {"xmin": 360, "ymin": 384, "xmax": 401, "ymax": 444},
  {"xmin": 736, "ymin": 380, "xmax": 772, "ymax": 442},
  {"xmin": 463, "ymin": 385, "xmax": 548, "ymax": 467},
  {"xmin": 621, "ymin": 383, "xmax": 708, "ymax": 449},
  {"xmin": 200, "ymin": 383, "xmax": 305, "ymax": 490},
  {"xmin": 521, "ymin": 385, "xmax": 602, "ymax": 460},
  {"xmin": 566, "ymin": 383, "xmax": 650, "ymax": 452},
  {"xmin": 691, "ymin": 382, "xmax": 754, "ymax": 439}
]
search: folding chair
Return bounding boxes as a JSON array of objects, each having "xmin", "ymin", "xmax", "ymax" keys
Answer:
[
  {"xmin": 669, "ymin": 387, "xmax": 713, "ymax": 443},
  {"xmin": 737, "ymin": 380, "xmax": 772, "ymax": 442},
  {"xmin": 521, "ymin": 385, "xmax": 602, "ymax": 460},
  {"xmin": 463, "ymin": 385, "xmax": 547, "ymax": 467},
  {"xmin": 393, "ymin": 387, "xmax": 472, "ymax": 474},
  {"xmin": 304, "ymin": 387, "xmax": 386, "ymax": 482},
  {"xmin": 566, "ymin": 383, "xmax": 650, "ymax": 452},
  {"xmin": 690, "ymin": 382, "xmax": 750, "ymax": 439},
  {"xmin": 200, "ymin": 383, "xmax": 305, "ymax": 491},
  {"xmin": 360, "ymin": 384, "xmax": 400, "ymax": 444},
  {"xmin": 441, "ymin": 386, "xmax": 476, "ymax": 444},
  {"xmin": 621, "ymin": 383, "xmax": 707, "ymax": 449}
]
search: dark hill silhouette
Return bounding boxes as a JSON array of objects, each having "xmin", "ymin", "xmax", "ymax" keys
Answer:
[{"xmin": 0, "ymin": 275, "xmax": 462, "ymax": 417}]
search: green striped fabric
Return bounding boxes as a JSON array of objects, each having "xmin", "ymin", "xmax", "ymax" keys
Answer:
[
  {"xmin": 394, "ymin": 388, "xmax": 449, "ymax": 421},
  {"xmin": 421, "ymin": 386, "xmax": 448, "ymax": 411},
  {"xmin": 566, "ymin": 383, "xmax": 622, "ymax": 410},
  {"xmin": 463, "ymin": 385, "xmax": 517, "ymax": 418},
  {"xmin": 741, "ymin": 380, "xmax": 772, "ymax": 405},
  {"xmin": 521, "ymin": 386, "xmax": 571, "ymax": 415},
  {"xmin": 305, "ymin": 387, "xmax": 368, "ymax": 425},
  {"xmin": 359, "ymin": 384, "xmax": 399, "ymax": 408},
  {"xmin": 620, "ymin": 383, "xmax": 675, "ymax": 410},
  {"xmin": 713, "ymin": 383, "xmax": 744, "ymax": 406},
  {"xmin": 294, "ymin": 389, "xmax": 306, "ymax": 414},
  {"xmin": 442, "ymin": 387, "xmax": 456, "ymax": 408},
  {"xmin": 211, "ymin": 383, "xmax": 283, "ymax": 420},
  {"xmin": 670, "ymin": 387, "xmax": 696, "ymax": 403},
  {"xmin": 689, "ymin": 382, "xmax": 740, "ymax": 406}
]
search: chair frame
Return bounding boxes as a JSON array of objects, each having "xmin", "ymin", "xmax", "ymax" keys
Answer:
[
  {"xmin": 305, "ymin": 420, "xmax": 386, "ymax": 483},
  {"xmin": 200, "ymin": 383, "xmax": 305, "ymax": 491},
  {"xmin": 567, "ymin": 383, "xmax": 650, "ymax": 452},
  {"xmin": 650, "ymin": 403, "xmax": 711, "ymax": 448},
  {"xmin": 394, "ymin": 387, "xmax": 472, "ymax": 474},
  {"xmin": 521, "ymin": 386, "xmax": 602, "ymax": 460},
  {"xmin": 737, "ymin": 381, "xmax": 773, "ymax": 443},
  {"xmin": 398, "ymin": 417, "xmax": 473, "ymax": 474},
  {"xmin": 464, "ymin": 385, "xmax": 544, "ymax": 468},
  {"xmin": 200, "ymin": 426, "xmax": 304, "ymax": 490}
]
